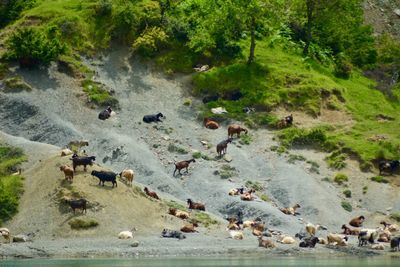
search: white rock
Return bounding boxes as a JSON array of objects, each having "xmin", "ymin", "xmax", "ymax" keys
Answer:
[
  {"xmin": 211, "ymin": 107, "xmax": 228, "ymax": 114},
  {"xmin": 394, "ymin": 9, "xmax": 400, "ymax": 17},
  {"xmin": 224, "ymin": 154, "xmax": 233, "ymax": 162}
]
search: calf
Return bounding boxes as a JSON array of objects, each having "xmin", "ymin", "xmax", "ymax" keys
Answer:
[
  {"xmin": 144, "ymin": 187, "xmax": 160, "ymax": 200},
  {"xmin": 187, "ymin": 198, "xmax": 205, "ymax": 211},
  {"xmin": 98, "ymin": 106, "xmax": 112, "ymax": 120},
  {"xmin": 91, "ymin": 170, "xmax": 117, "ymax": 188},
  {"xmin": 143, "ymin": 112, "xmax": 164, "ymax": 123},
  {"xmin": 349, "ymin": 215, "xmax": 365, "ymax": 227},
  {"xmin": 174, "ymin": 159, "xmax": 195, "ymax": 176},
  {"xmin": 68, "ymin": 198, "xmax": 87, "ymax": 214},
  {"xmin": 181, "ymin": 223, "xmax": 198, "ymax": 233},
  {"xmin": 204, "ymin": 118, "xmax": 219, "ymax": 129},
  {"xmin": 60, "ymin": 165, "xmax": 74, "ymax": 181},
  {"xmin": 216, "ymin": 138, "xmax": 233, "ymax": 157},
  {"xmin": 227, "ymin": 124, "xmax": 248, "ymax": 138}
]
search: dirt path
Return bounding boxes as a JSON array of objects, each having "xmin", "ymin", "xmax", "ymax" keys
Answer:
[{"xmin": 0, "ymin": 47, "xmax": 399, "ymax": 249}]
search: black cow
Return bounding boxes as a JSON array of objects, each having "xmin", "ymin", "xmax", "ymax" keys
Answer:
[
  {"xmin": 391, "ymin": 236, "xmax": 400, "ymax": 251},
  {"xmin": 91, "ymin": 170, "xmax": 117, "ymax": 188},
  {"xmin": 68, "ymin": 198, "xmax": 87, "ymax": 214},
  {"xmin": 143, "ymin": 112, "xmax": 164, "ymax": 123},
  {"xmin": 202, "ymin": 94, "xmax": 219, "ymax": 104},
  {"xmin": 161, "ymin": 229, "xmax": 186, "ymax": 240},
  {"xmin": 379, "ymin": 160, "xmax": 400, "ymax": 175},
  {"xmin": 70, "ymin": 156, "xmax": 96, "ymax": 171},
  {"xmin": 299, "ymin": 237, "xmax": 319, "ymax": 248},
  {"xmin": 98, "ymin": 106, "xmax": 112, "ymax": 120}
]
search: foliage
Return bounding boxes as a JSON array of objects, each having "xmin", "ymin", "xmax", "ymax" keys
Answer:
[
  {"xmin": 164, "ymin": 200, "xmax": 188, "ymax": 211},
  {"xmin": 287, "ymin": 154, "xmax": 306, "ymax": 164},
  {"xmin": 325, "ymin": 151, "xmax": 347, "ymax": 170},
  {"xmin": 362, "ymin": 186, "xmax": 368, "ymax": 194},
  {"xmin": 341, "ymin": 201, "xmax": 352, "ymax": 212},
  {"xmin": 3, "ymin": 76, "xmax": 32, "ymax": 92},
  {"xmin": 370, "ymin": 176, "xmax": 389, "ymax": 184},
  {"xmin": 278, "ymin": 126, "xmax": 335, "ymax": 150},
  {"xmin": 390, "ymin": 213, "xmax": 400, "ymax": 222},
  {"xmin": 132, "ymin": 27, "xmax": 168, "ymax": 57},
  {"xmin": 245, "ymin": 180, "xmax": 264, "ymax": 191},
  {"xmin": 82, "ymin": 79, "xmax": 118, "ymax": 107},
  {"xmin": 0, "ymin": 144, "xmax": 26, "ymax": 223},
  {"xmin": 334, "ymin": 173, "xmax": 348, "ymax": 185},
  {"xmin": 95, "ymin": 0, "xmax": 112, "ymax": 17},
  {"xmin": 167, "ymin": 143, "xmax": 188, "ymax": 154},
  {"xmin": 216, "ymin": 165, "xmax": 237, "ymax": 179},
  {"xmin": 0, "ymin": 0, "xmax": 36, "ymax": 28},
  {"xmin": 343, "ymin": 189, "xmax": 351, "ymax": 198},
  {"xmin": 189, "ymin": 212, "xmax": 218, "ymax": 228},
  {"xmin": 68, "ymin": 218, "xmax": 99, "ymax": 229},
  {"xmin": 6, "ymin": 27, "xmax": 66, "ymax": 67},
  {"xmin": 239, "ymin": 134, "xmax": 253, "ymax": 145}
]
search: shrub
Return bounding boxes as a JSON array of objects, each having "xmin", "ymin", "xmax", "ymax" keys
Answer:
[
  {"xmin": 259, "ymin": 194, "xmax": 270, "ymax": 202},
  {"xmin": 245, "ymin": 180, "xmax": 264, "ymax": 191},
  {"xmin": 390, "ymin": 213, "xmax": 400, "ymax": 222},
  {"xmin": 164, "ymin": 200, "xmax": 187, "ymax": 211},
  {"xmin": 287, "ymin": 154, "xmax": 306, "ymax": 164},
  {"xmin": 341, "ymin": 201, "xmax": 352, "ymax": 212},
  {"xmin": 362, "ymin": 186, "xmax": 368, "ymax": 194},
  {"xmin": 334, "ymin": 173, "xmax": 348, "ymax": 185},
  {"xmin": 334, "ymin": 54, "xmax": 353, "ymax": 79},
  {"xmin": 192, "ymin": 151, "xmax": 202, "ymax": 159},
  {"xmin": 6, "ymin": 27, "xmax": 66, "ymax": 67},
  {"xmin": 82, "ymin": 79, "xmax": 118, "ymax": 107},
  {"xmin": 189, "ymin": 212, "xmax": 218, "ymax": 228},
  {"xmin": 95, "ymin": 0, "xmax": 112, "ymax": 17},
  {"xmin": 343, "ymin": 189, "xmax": 351, "ymax": 198},
  {"xmin": 278, "ymin": 126, "xmax": 335, "ymax": 150},
  {"xmin": 371, "ymin": 176, "xmax": 389, "ymax": 184},
  {"xmin": 68, "ymin": 218, "xmax": 99, "ymax": 230},
  {"xmin": 168, "ymin": 143, "xmax": 188, "ymax": 154},
  {"xmin": 183, "ymin": 99, "xmax": 192, "ymax": 106},
  {"xmin": 325, "ymin": 151, "xmax": 347, "ymax": 170},
  {"xmin": 218, "ymin": 165, "xmax": 236, "ymax": 179},
  {"xmin": 132, "ymin": 27, "xmax": 168, "ymax": 57},
  {"xmin": 3, "ymin": 76, "xmax": 32, "ymax": 92},
  {"xmin": 239, "ymin": 134, "xmax": 253, "ymax": 145}
]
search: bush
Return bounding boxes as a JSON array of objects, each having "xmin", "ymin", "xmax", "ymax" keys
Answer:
[
  {"xmin": 325, "ymin": 151, "xmax": 347, "ymax": 170},
  {"xmin": 245, "ymin": 180, "xmax": 264, "ymax": 191},
  {"xmin": 132, "ymin": 27, "xmax": 168, "ymax": 57},
  {"xmin": 6, "ymin": 27, "xmax": 66, "ymax": 67},
  {"xmin": 239, "ymin": 134, "xmax": 253, "ymax": 145},
  {"xmin": 168, "ymin": 143, "xmax": 188, "ymax": 154},
  {"xmin": 287, "ymin": 154, "xmax": 306, "ymax": 164},
  {"xmin": 278, "ymin": 126, "xmax": 335, "ymax": 150},
  {"xmin": 334, "ymin": 173, "xmax": 348, "ymax": 185},
  {"xmin": 192, "ymin": 151, "xmax": 202, "ymax": 159},
  {"xmin": 362, "ymin": 186, "xmax": 368, "ymax": 194},
  {"xmin": 189, "ymin": 212, "xmax": 218, "ymax": 228},
  {"xmin": 334, "ymin": 54, "xmax": 353, "ymax": 79},
  {"xmin": 370, "ymin": 176, "xmax": 389, "ymax": 184},
  {"xmin": 95, "ymin": 0, "xmax": 112, "ymax": 17},
  {"xmin": 343, "ymin": 189, "xmax": 351, "ymax": 198},
  {"xmin": 82, "ymin": 79, "xmax": 118, "ymax": 107},
  {"xmin": 68, "ymin": 218, "xmax": 99, "ymax": 230},
  {"xmin": 341, "ymin": 201, "xmax": 352, "ymax": 212},
  {"xmin": 390, "ymin": 213, "xmax": 400, "ymax": 222}
]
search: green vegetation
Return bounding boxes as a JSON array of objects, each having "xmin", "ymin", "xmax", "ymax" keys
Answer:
[
  {"xmin": 82, "ymin": 79, "xmax": 118, "ymax": 107},
  {"xmin": 287, "ymin": 154, "xmax": 306, "ymax": 164},
  {"xmin": 0, "ymin": 144, "xmax": 26, "ymax": 225},
  {"xmin": 341, "ymin": 201, "xmax": 352, "ymax": 212},
  {"xmin": 189, "ymin": 212, "xmax": 218, "ymax": 228},
  {"xmin": 245, "ymin": 180, "xmax": 264, "ymax": 191},
  {"xmin": 259, "ymin": 194, "xmax": 270, "ymax": 202},
  {"xmin": 216, "ymin": 165, "xmax": 236, "ymax": 179},
  {"xmin": 325, "ymin": 151, "xmax": 347, "ymax": 170},
  {"xmin": 68, "ymin": 218, "xmax": 99, "ymax": 229},
  {"xmin": 307, "ymin": 160, "xmax": 320, "ymax": 174},
  {"xmin": 334, "ymin": 173, "xmax": 348, "ymax": 185},
  {"xmin": 362, "ymin": 186, "xmax": 368, "ymax": 194},
  {"xmin": 239, "ymin": 134, "xmax": 253, "ymax": 145},
  {"xmin": 390, "ymin": 213, "xmax": 400, "ymax": 222},
  {"xmin": 343, "ymin": 189, "xmax": 352, "ymax": 198},
  {"xmin": 370, "ymin": 176, "xmax": 389, "ymax": 184},
  {"xmin": 164, "ymin": 200, "xmax": 187, "ymax": 211},
  {"xmin": 183, "ymin": 98, "xmax": 192, "ymax": 106},
  {"xmin": 3, "ymin": 76, "xmax": 32, "ymax": 92},
  {"xmin": 168, "ymin": 143, "xmax": 188, "ymax": 154}
]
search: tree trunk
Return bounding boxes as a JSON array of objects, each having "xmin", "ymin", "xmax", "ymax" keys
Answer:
[
  {"xmin": 247, "ymin": 17, "xmax": 256, "ymax": 65},
  {"xmin": 303, "ymin": 0, "xmax": 314, "ymax": 55}
]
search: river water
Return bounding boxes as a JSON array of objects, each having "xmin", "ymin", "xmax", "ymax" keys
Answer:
[{"xmin": 0, "ymin": 257, "xmax": 398, "ymax": 267}]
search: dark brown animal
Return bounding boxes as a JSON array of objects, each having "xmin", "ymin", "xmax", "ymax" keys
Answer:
[
  {"xmin": 59, "ymin": 165, "xmax": 74, "ymax": 181},
  {"xmin": 227, "ymin": 124, "xmax": 248, "ymax": 138},
  {"xmin": 144, "ymin": 187, "xmax": 159, "ymax": 200},
  {"xmin": 341, "ymin": 224, "xmax": 360, "ymax": 235},
  {"xmin": 174, "ymin": 159, "xmax": 196, "ymax": 176},
  {"xmin": 349, "ymin": 216, "xmax": 365, "ymax": 228},
  {"xmin": 181, "ymin": 223, "xmax": 198, "ymax": 233},
  {"xmin": 168, "ymin": 208, "xmax": 189, "ymax": 219},
  {"xmin": 216, "ymin": 138, "xmax": 233, "ymax": 157},
  {"xmin": 187, "ymin": 198, "xmax": 205, "ymax": 211},
  {"xmin": 68, "ymin": 198, "xmax": 87, "ymax": 214},
  {"xmin": 204, "ymin": 118, "xmax": 219, "ymax": 129}
]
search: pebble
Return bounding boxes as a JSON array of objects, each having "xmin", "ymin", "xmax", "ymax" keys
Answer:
[{"xmin": 131, "ymin": 241, "xmax": 140, "ymax": 247}]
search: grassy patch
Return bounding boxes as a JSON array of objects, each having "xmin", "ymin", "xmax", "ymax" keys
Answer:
[
  {"xmin": 164, "ymin": 200, "xmax": 188, "ymax": 212},
  {"xmin": 258, "ymin": 193, "xmax": 270, "ymax": 202},
  {"xmin": 390, "ymin": 213, "xmax": 400, "ymax": 222},
  {"xmin": 334, "ymin": 173, "xmax": 348, "ymax": 185},
  {"xmin": 278, "ymin": 126, "xmax": 336, "ymax": 150},
  {"xmin": 82, "ymin": 79, "xmax": 118, "ymax": 107},
  {"xmin": 3, "ymin": 76, "xmax": 32, "ymax": 92},
  {"xmin": 362, "ymin": 186, "xmax": 368, "ymax": 194},
  {"xmin": 239, "ymin": 134, "xmax": 253, "ymax": 145},
  {"xmin": 167, "ymin": 143, "xmax": 189, "ymax": 154},
  {"xmin": 287, "ymin": 154, "xmax": 306, "ymax": 164},
  {"xmin": 189, "ymin": 212, "xmax": 218, "ymax": 228},
  {"xmin": 183, "ymin": 99, "xmax": 192, "ymax": 106},
  {"xmin": 0, "ymin": 63, "xmax": 9, "ymax": 79},
  {"xmin": 0, "ymin": 144, "xmax": 26, "ymax": 224},
  {"xmin": 215, "ymin": 165, "xmax": 237, "ymax": 179},
  {"xmin": 325, "ymin": 151, "xmax": 347, "ymax": 170},
  {"xmin": 68, "ymin": 218, "xmax": 99, "ymax": 230},
  {"xmin": 370, "ymin": 175, "xmax": 389, "ymax": 183},
  {"xmin": 245, "ymin": 180, "xmax": 264, "ymax": 191},
  {"xmin": 341, "ymin": 201, "xmax": 352, "ymax": 212},
  {"xmin": 307, "ymin": 160, "xmax": 320, "ymax": 173},
  {"xmin": 343, "ymin": 189, "xmax": 352, "ymax": 198}
]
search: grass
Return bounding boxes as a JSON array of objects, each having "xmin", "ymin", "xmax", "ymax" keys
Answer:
[
  {"xmin": 362, "ymin": 186, "xmax": 368, "ymax": 194},
  {"xmin": 334, "ymin": 173, "xmax": 349, "ymax": 185},
  {"xmin": 167, "ymin": 143, "xmax": 189, "ymax": 154},
  {"xmin": 287, "ymin": 154, "xmax": 306, "ymax": 164},
  {"xmin": 258, "ymin": 194, "xmax": 270, "ymax": 202},
  {"xmin": 82, "ymin": 79, "xmax": 118, "ymax": 107},
  {"xmin": 164, "ymin": 200, "xmax": 188, "ymax": 212},
  {"xmin": 390, "ymin": 213, "xmax": 400, "ymax": 222},
  {"xmin": 245, "ymin": 180, "xmax": 264, "ymax": 191},
  {"xmin": 183, "ymin": 98, "xmax": 192, "ymax": 106},
  {"xmin": 343, "ymin": 189, "xmax": 352, "ymax": 198},
  {"xmin": 307, "ymin": 160, "xmax": 320, "ymax": 173},
  {"xmin": 68, "ymin": 218, "xmax": 99, "ymax": 230},
  {"xmin": 0, "ymin": 144, "xmax": 26, "ymax": 225},
  {"xmin": 189, "ymin": 212, "xmax": 218, "ymax": 228},
  {"xmin": 3, "ymin": 76, "xmax": 32, "ymax": 92},
  {"xmin": 370, "ymin": 175, "xmax": 389, "ymax": 183},
  {"xmin": 239, "ymin": 134, "xmax": 253, "ymax": 145},
  {"xmin": 341, "ymin": 201, "xmax": 353, "ymax": 212},
  {"xmin": 325, "ymin": 151, "xmax": 347, "ymax": 170},
  {"xmin": 216, "ymin": 165, "xmax": 237, "ymax": 179}
]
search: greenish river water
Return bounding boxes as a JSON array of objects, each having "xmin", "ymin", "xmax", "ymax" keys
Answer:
[{"xmin": 0, "ymin": 257, "xmax": 398, "ymax": 267}]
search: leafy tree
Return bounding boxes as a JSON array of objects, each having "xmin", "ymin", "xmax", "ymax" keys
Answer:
[{"xmin": 6, "ymin": 27, "xmax": 66, "ymax": 67}]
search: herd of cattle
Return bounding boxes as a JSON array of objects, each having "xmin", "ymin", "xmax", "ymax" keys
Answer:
[{"xmin": 1, "ymin": 107, "xmax": 399, "ymax": 254}]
